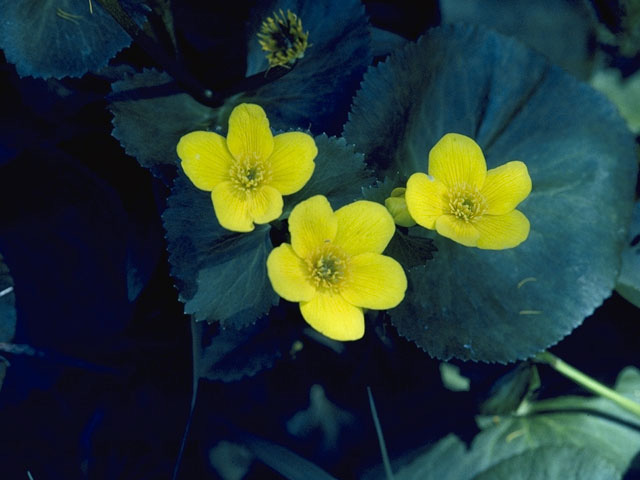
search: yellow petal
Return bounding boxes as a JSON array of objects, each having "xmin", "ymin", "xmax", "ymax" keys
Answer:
[
  {"xmin": 300, "ymin": 292, "xmax": 364, "ymax": 341},
  {"xmin": 428, "ymin": 133, "xmax": 487, "ymax": 189},
  {"xmin": 333, "ymin": 201, "xmax": 395, "ymax": 256},
  {"xmin": 248, "ymin": 185, "xmax": 283, "ymax": 224},
  {"xmin": 481, "ymin": 161, "xmax": 532, "ymax": 215},
  {"xmin": 435, "ymin": 215, "xmax": 480, "ymax": 247},
  {"xmin": 269, "ymin": 132, "xmax": 317, "ymax": 195},
  {"xmin": 474, "ymin": 210, "xmax": 530, "ymax": 250},
  {"xmin": 211, "ymin": 181, "xmax": 254, "ymax": 232},
  {"xmin": 267, "ymin": 244, "xmax": 315, "ymax": 302},
  {"xmin": 289, "ymin": 195, "xmax": 337, "ymax": 258},
  {"xmin": 177, "ymin": 131, "xmax": 233, "ymax": 190},
  {"xmin": 405, "ymin": 172, "xmax": 448, "ymax": 229},
  {"xmin": 341, "ymin": 253, "xmax": 407, "ymax": 309},
  {"xmin": 227, "ymin": 104, "xmax": 274, "ymax": 162}
]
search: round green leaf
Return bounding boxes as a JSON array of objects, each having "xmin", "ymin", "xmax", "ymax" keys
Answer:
[
  {"xmin": 163, "ymin": 175, "xmax": 278, "ymax": 328},
  {"xmin": 242, "ymin": 0, "xmax": 372, "ymax": 135},
  {"xmin": 0, "ymin": 0, "xmax": 144, "ymax": 78},
  {"xmin": 616, "ymin": 200, "xmax": 640, "ymax": 307},
  {"xmin": 344, "ymin": 24, "xmax": 638, "ymax": 362},
  {"xmin": 0, "ymin": 253, "xmax": 16, "ymax": 391}
]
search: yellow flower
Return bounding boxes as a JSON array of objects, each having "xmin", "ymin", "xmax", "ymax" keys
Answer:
[
  {"xmin": 384, "ymin": 187, "xmax": 416, "ymax": 227},
  {"xmin": 257, "ymin": 9, "xmax": 309, "ymax": 68},
  {"xmin": 267, "ymin": 195, "xmax": 407, "ymax": 341},
  {"xmin": 405, "ymin": 133, "xmax": 531, "ymax": 249},
  {"xmin": 177, "ymin": 103, "xmax": 317, "ymax": 232}
]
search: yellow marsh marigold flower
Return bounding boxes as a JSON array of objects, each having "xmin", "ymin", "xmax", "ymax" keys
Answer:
[
  {"xmin": 257, "ymin": 9, "xmax": 309, "ymax": 68},
  {"xmin": 177, "ymin": 104, "xmax": 317, "ymax": 232},
  {"xmin": 267, "ymin": 195, "xmax": 407, "ymax": 341},
  {"xmin": 405, "ymin": 133, "xmax": 532, "ymax": 250}
]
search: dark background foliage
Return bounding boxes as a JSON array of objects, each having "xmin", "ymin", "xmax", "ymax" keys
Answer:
[{"xmin": 0, "ymin": 1, "xmax": 638, "ymax": 479}]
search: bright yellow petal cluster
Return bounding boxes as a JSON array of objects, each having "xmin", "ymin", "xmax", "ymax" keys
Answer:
[
  {"xmin": 267, "ymin": 195, "xmax": 407, "ymax": 341},
  {"xmin": 177, "ymin": 104, "xmax": 317, "ymax": 232},
  {"xmin": 405, "ymin": 133, "xmax": 531, "ymax": 249}
]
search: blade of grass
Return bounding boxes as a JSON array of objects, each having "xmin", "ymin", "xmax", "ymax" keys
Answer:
[{"xmin": 368, "ymin": 386, "xmax": 394, "ymax": 480}]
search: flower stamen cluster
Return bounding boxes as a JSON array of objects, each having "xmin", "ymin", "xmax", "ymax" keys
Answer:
[
  {"xmin": 258, "ymin": 9, "xmax": 309, "ymax": 68},
  {"xmin": 447, "ymin": 183, "xmax": 488, "ymax": 222},
  {"xmin": 307, "ymin": 244, "xmax": 349, "ymax": 293}
]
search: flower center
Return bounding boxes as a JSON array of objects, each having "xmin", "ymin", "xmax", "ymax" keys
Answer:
[
  {"xmin": 257, "ymin": 10, "xmax": 309, "ymax": 68},
  {"xmin": 447, "ymin": 183, "xmax": 487, "ymax": 222},
  {"xmin": 230, "ymin": 159, "xmax": 270, "ymax": 193},
  {"xmin": 306, "ymin": 244, "xmax": 349, "ymax": 293}
]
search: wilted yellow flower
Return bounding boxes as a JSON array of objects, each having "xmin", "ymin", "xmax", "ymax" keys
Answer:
[
  {"xmin": 384, "ymin": 187, "xmax": 416, "ymax": 227},
  {"xmin": 405, "ymin": 133, "xmax": 531, "ymax": 249},
  {"xmin": 257, "ymin": 9, "xmax": 309, "ymax": 68},
  {"xmin": 267, "ymin": 195, "xmax": 407, "ymax": 341},
  {"xmin": 177, "ymin": 103, "xmax": 317, "ymax": 232}
]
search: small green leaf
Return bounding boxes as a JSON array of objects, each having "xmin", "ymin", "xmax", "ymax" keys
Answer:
[
  {"xmin": 284, "ymin": 135, "xmax": 374, "ymax": 214},
  {"xmin": 345, "ymin": 24, "xmax": 638, "ymax": 362},
  {"xmin": 616, "ymin": 200, "xmax": 640, "ymax": 307},
  {"xmin": 0, "ymin": 0, "xmax": 145, "ymax": 78},
  {"xmin": 163, "ymin": 175, "xmax": 278, "ymax": 328},
  {"xmin": 0, "ymin": 253, "xmax": 16, "ymax": 392}
]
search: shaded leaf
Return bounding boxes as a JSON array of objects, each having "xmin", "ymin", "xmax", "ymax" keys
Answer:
[
  {"xmin": 284, "ymin": 135, "xmax": 374, "ymax": 214},
  {"xmin": 194, "ymin": 318, "xmax": 287, "ymax": 382},
  {"xmin": 385, "ymin": 229, "xmax": 436, "ymax": 270},
  {"xmin": 616, "ymin": 200, "xmax": 640, "ymax": 307},
  {"xmin": 344, "ymin": 24, "xmax": 638, "ymax": 362},
  {"xmin": 163, "ymin": 175, "xmax": 278, "ymax": 328},
  {"xmin": 109, "ymin": 69, "xmax": 216, "ymax": 181},
  {"xmin": 591, "ymin": 68, "xmax": 640, "ymax": 135},
  {"xmin": 440, "ymin": 0, "xmax": 595, "ymax": 78},
  {"xmin": 0, "ymin": 253, "xmax": 17, "ymax": 392},
  {"xmin": 0, "ymin": 0, "xmax": 146, "ymax": 78}
]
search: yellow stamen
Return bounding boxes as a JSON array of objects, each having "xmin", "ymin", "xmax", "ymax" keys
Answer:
[
  {"xmin": 229, "ymin": 159, "xmax": 271, "ymax": 193},
  {"xmin": 257, "ymin": 9, "xmax": 309, "ymax": 68},
  {"xmin": 447, "ymin": 183, "xmax": 488, "ymax": 222},
  {"xmin": 306, "ymin": 244, "xmax": 349, "ymax": 293}
]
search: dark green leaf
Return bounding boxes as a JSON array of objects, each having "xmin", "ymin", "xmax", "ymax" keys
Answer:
[
  {"xmin": 284, "ymin": 135, "xmax": 374, "ymax": 214},
  {"xmin": 241, "ymin": 0, "xmax": 372, "ymax": 135},
  {"xmin": 385, "ymin": 229, "xmax": 436, "ymax": 270},
  {"xmin": 194, "ymin": 317, "xmax": 289, "ymax": 382},
  {"xmin": 163, "ymin": 175, "xmax": 278, "ymax": 328},
  {"xmin": 616, "ymin": 200, "xmax": 640, "ymax": 307},
  {"xmin": 395, "ymin": 367, "xmax": 640, "ymax": 480},
  {"xmin": 109, "ymin": 69, "xmax": 216, "ymax": 181},
  {"xmin": 344, "ymin": 24, "xmax": 638, "ymax": 362},
  {"xmin": 0, "ymin": 253, "xmax": 16, "ymax": 391},
  {"xmin": 0, "ymin": 0, "xmax": 145, "ymax": 78}
]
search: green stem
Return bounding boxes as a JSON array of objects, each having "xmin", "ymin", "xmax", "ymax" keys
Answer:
[
  {"xmin": 534, "ymin": 351, "xmax": 640, "ymax": 418},
  {"xmin": 367, "ymin": 387, "xmax": 395, "ymax": 480}
]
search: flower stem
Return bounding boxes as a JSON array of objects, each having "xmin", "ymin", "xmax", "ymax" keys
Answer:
[{"xmin": 534, "ymin": 351, "xmax": 640, "ymax": 418}]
